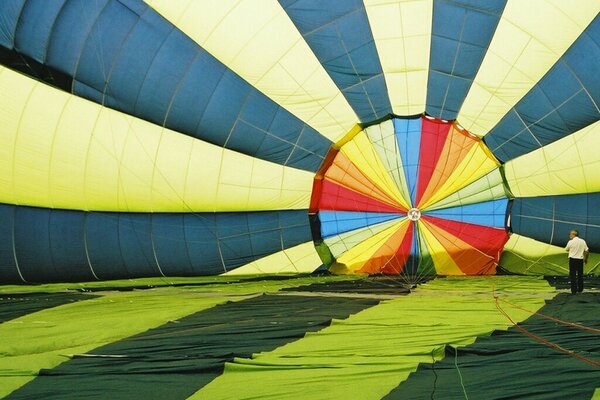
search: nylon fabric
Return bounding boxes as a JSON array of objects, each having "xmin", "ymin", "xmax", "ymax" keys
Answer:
[{"xmin": 191, "ymin": 277, "xmax": 554, "ymax": 400}]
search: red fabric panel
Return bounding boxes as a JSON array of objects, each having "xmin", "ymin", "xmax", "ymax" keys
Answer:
[
  {"xmin": 319, "ymin": 180, "xmax": 406, "ymax": 213},
  {"xmin": 415, "ymin": 117, "xmax": 451, "ymax": 206}
]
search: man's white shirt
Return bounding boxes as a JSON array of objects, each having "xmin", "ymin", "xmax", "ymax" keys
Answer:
[{"xmin": 566, "ymin": 236, "xmax": 589, "ymax": 259}]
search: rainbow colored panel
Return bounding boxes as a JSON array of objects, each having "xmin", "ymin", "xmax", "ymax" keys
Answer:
[{"xmin": 310, "ymin": 116, "xmax": 510, "ymax": 276}]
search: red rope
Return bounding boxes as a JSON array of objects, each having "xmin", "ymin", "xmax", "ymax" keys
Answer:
[
  {"xmin": 499, "ymin": 297, "xmax": 600, "ymax": 334},
  {"xmin": 493, "ymin": 292, "xmax": 600, "ymax": 369}
]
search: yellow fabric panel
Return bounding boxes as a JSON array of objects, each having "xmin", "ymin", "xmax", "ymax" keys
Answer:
[
  {"xmin": 0, "ymin": 67, "xmax": 313, "ymax": 212},
  {"xmin": 145, "ymin": 0, "xmax": 357, "ymax": 142},
  {"xmin": 223, "ymin": 242, "xmax": 322, "ymax": 275},
  {"xmin": 325, "ymin": 219, "xmax": 403, "ymax": 259},
  {"xmin": 340, "ymin": 132, "xmax": 410, "ymax": 209},
  {"xmin": 335, "ymin": 220, "xmax": 406, "ymax": 273},
  {"xmin": 505, "ymin": 121, "xmax": 600, "ymax": 197},
  {"xmin": 418, "ymin": 221, "xmax": 464, "ymax": 275},
  {"xmin": 426, "ymin": 169, "xmax": 507, "ymax": 211},
  {"xmin": 458, "ymin": 0, "xmax": 599, "ymax": 136},
  {"xmin": 364, "ymin": 0, "xmax": 432, "ymax": 115},
  {"xmin": 364, "ymin": 120, "xmax": 412, "ymax": 204},
  {"xmin": 420, "ymin": 142, "xmax": 499, "ymax": 209}
]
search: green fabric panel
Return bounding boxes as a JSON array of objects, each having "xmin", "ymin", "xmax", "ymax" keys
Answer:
[
  {"xmin": 192, "ymin": 277, "xmax": 555, "ymax": 400},
  {"xmin": 500, "ymin": 235, "xmax": 600, "ymax": 276},
  {"xmin": 0, "ymin": 293, "xmax": 97, "ymax": 323},
  {"xmin": 7, "ymin": 293, "xmax": 379, "ymax": 400},
  {"xmin": 0, "ymin": 275, "xmax": 358, "ymax": 397},
  {"xmin": 386, "ymin": 291, "xmax": 600, "ymax": 399}
]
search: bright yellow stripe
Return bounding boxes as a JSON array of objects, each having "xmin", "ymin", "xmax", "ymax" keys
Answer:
[
  {"xmin": 505, "ymin": 120, "xmax": 600, "ymax": 197},
  {"xmin": 365, "ymin": 0, "xmax": 432, "ymax": 115},
  {"xmin": 420, "ymin": 142, "xmax": 499, "ymax": 210},
  {"xmin": 458, "ymin": 0, "xmax": 599, "ymax": 136},
  {"xmin": 223, "ymin": 242, "xmax": 322, "ymax": 275},
  {"xmin": 364, "ymin": 120, "xmax": 412, "ymax": 206},
  {"xmin": 340, "ymin": 131, "xmax": 410, "ymax": 209},
  {"xmin": 325, "ymin": 219, "xmax": 403, "ymax": 259},
  {"xmin": 418, "ymin": 221, "xmax": 464, "ymax": 275},
  {"xmin": 0, "ymin": 66, "xmax": 313, "ymax": 212},
  {"xmin": 145, "ymin": 0, "xmax": 357, "ymax": 142},
  {"xmin": 426, "ymin": 169, "xmax": 508, "ymax": 211},
  {"xmin": 334, "ymin": 220, "xmax": 405, "ymax": 273}
]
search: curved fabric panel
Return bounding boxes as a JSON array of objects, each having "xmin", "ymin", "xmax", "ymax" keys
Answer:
[
  {"xmin": 324, "ymin": 218, "xmax": 403, "ymax": 259},
  {"xmin": 364, "ymin": 0, "xmax": 432, "ymax": 115},
  {"xmin": 485, "ymin": 14, "xmax": 600, "ymax": 162},
  {"xmin": 394, "ymin": 117, "xmax": 423, "ymax": 206},
  {"xmin": 0, "ymin": 0, "xmax": 331, "ymax": 171},
  {"xmin": 418, "ymin": 220, "xmax": 464, "ymax": 275},
  {"xmin": 340, "ymin": 131, "xmax": 409, "ymax": 209},
  {"xmin": 505, "ymin": 120, "xmax": 600, "ymax": 197},
  {"xmin": 426, "ymin": 0, "xmax": 507, "ymax": 120},
  {"xmin": 426, "ymin": 169, "xmax": 509, "ymax": 211},
  {"xmin": 319, "ymin": 211, "xmax": 403, "ymax": 238},
  {"xmin": 145, "ymin": 0, "xmax": 357, "ymax": 143},
  {"xmin": 364, "ymin": 120, "xmax": 411, "ymax": 203},
  {"xmin": 0, "ymin": 203, "xmax": 311, "ymax": 283},
  {"xmin": 500, "ymin": 234, "xmax": 600, "ymax": 275},
  {"xmin": 0, "ymin": 66, "xmax": 313, "ymax": 212},
  {"xmin": 510, "ymin": 194, "xmax": 600, "ymax": 252},
  {"xmin": 423, "ymin": 199, "xmax": 508, "ymax": 228},
  {"xmin": 280, "ymin": 0, "xmax": 392, "ymax": 122},
  {"xmin": 223, "ymin": 241, "xmax": 322, "ymax": 275},
  {"xmin": 458, "ymin": 0, "xmax": 599, "ymax": 137}
]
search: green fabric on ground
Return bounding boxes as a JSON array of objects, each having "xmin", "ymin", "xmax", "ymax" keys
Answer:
[
  {"xmin": 0, "ymin": 293, "xmax": 97, "ymax": 323},
  {"xmin": 7, "ymin": 294, "xmax": 379, "ymax": 400},
  {"xmin": 386, "ymin": 292, "xmax": 600, "ymax": 399},
  {"xmin": 0, "ymin": 275, "xmax": 357, "ymax": 397},
  {"xmin": 192, "ymin": 277, "xmax": 556, "ymax": 400}
]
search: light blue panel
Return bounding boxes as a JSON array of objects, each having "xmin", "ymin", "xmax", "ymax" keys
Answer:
[
  {"xmin": 0, "ymin": 0, "xmax": 26, "ymax": 48},
  {"xmin": 394, "ymin": 117, "xmax": 422, "ymax": 206},
  {"xmin": 423, "ymin": 199, "xmax": 508, "ymax": 228},
  {"xmin": 319, "ymin": 211, "xmax": 404, "ymax": 238},
  {"xmin": 426, "ymin": 0, "xmax": 507, "ymax": 120}
]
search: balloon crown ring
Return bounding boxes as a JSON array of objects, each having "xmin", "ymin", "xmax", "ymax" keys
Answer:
[{"xmin": 407, "ymin": 208, "xmax": 421, "ymax": 221}]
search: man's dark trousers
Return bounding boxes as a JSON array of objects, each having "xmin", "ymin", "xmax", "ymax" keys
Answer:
[{"xmin": 569, "ymin": 257, "xmax": 584, "ymax": 294}]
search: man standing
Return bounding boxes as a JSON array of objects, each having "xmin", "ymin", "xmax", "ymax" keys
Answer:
[{"xmin": 565, "ymin": 230, "xmax": 589, "ymax": 294}]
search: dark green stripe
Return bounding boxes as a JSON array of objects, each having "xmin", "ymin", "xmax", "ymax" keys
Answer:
[
  {"xmin": 385, "ymin": 291, "xmax": 600, "ymax": 399},
  {"xmin": 8, "ymin": 292, "xmax": 379, "ymax": 399},
  {"xmin": 0, "ymin": 293, "xmax": 96, "ymax": 323}
]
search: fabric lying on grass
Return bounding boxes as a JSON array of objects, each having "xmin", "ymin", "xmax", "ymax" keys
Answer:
[
  {"xmin": 385, "ymin": 292, "xmax": 600, "ymax": 399},
  {"xmin": 7, "ymin": 294, "xmax": 379, "ymax": 400},
  {"xmin": 282, "ymin": 276, "xmax": 427, "ymax": 295},
  {"xmin": 0, "ymin": 275, "xmax": 363, "ymax": 398},
  {"xmin": 0, "ymin": 293, "xmax": 96, "ymax": 323},
  {"xmin": 192, "ymin": 276, "xmax": 555, "ymax": 399}
]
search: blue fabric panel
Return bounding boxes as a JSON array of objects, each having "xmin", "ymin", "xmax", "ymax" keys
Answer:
[
  {"xmin": 319, "ymin": 211, "xmax": 403, "ymax": 238},
  {"xmin": 182, "ymin": 214, "xmax": 224, "ymax": 275},
  {"xmin": 0, "ymin": 0, "xmax": 26, "ymax": 48},
  {"xmin": 511, "ymin": 194, "xmax": 600, "ymax": 252},
  {"xmin": 117, "ymin": 214, "xmax": 160, "ymax": 277},
  {"xmin": 2, "ymin": 0, "xmax": 331, "ymax": 172},
  {"xmin": 13, "ymin": 206, "xmax": 55, "ymax": 281},
  {"xmin": 48, "ymin": 209, "xmax": 95, "ymax": 281},
  {"xmin": 0, "ymin": 205, "xmax": 20, "ymax": 283},
  {"xmin": 485, "ymin": 15, "xmax": 600, "ymax": 162},
  {"xmin": 423, "ymin": 199, "xmax": 508, "ymax": 228},
  {"xmin": 394, "ymin": 117, "xmax": 422, "ymax": 206},
  {"xmin": 280, "ymin": 0, "xmax": 392, "ymax": 122},
  {"xmin": 45, "ymin": 0, "xmax": 107, "ymax": 75},
  {"xmin": 427, "ymin": 0, "xmax": 506, "ymax": 120},
  {"xmin": 152, "ymin": 213, "xmax": 193, "ymax": 276},
  {"xmin": 72, "ymin": 0, "xmax": 140, "ymax": 105},
  {"xmin": 86, "ymin": 212, "xmax": 129, "ymax": 279},
  {"xmin": 13, "ymin": 0, "xmax": 66, "ymax": 62},
  {"xmin": 0, "ymin": 205, "xmax": 312, "ymax": 283}
]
